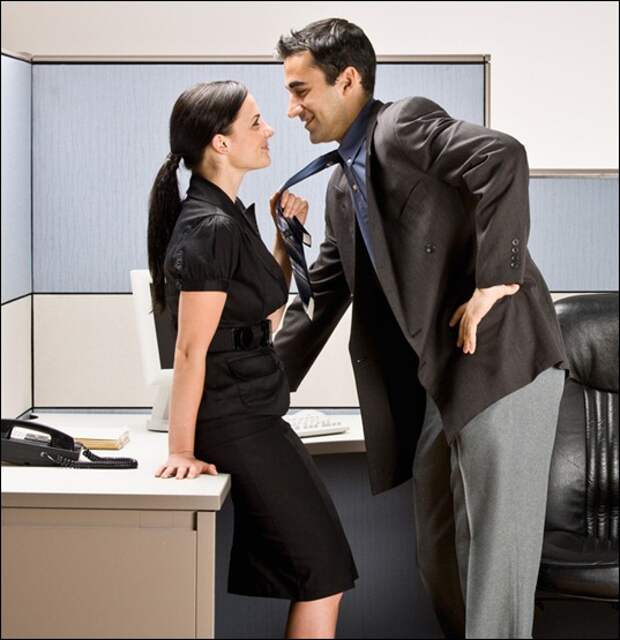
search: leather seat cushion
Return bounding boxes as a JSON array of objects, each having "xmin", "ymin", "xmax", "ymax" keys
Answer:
[{"xmin": 539, "ymin": 530, "xmax": 619, "ymax": 599}]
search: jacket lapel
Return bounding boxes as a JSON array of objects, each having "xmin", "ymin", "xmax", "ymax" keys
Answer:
[
  {"xmin": 330, "ymin": 172, "xmax": 356, "ymax": 288},
  {"xmin": 364, "ymin": 102, "xmax": 403, "ymax": 315}
]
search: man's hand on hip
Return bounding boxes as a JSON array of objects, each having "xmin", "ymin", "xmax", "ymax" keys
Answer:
[{"xmin": 449, "ymin": 284, "xmax": 521, "ymax": 354}]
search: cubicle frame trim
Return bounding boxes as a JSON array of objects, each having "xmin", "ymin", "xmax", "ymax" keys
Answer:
[
  {"xmin": 1, "ymin": 48, "xmax": 32, "ymax": 62},
  {"xmin": 529, "ymin": 169, "xmax": 618, "ymax": 178},
  {"xmin": 29, "ymin": 54, "xmax": 491, "ymax": 63}
]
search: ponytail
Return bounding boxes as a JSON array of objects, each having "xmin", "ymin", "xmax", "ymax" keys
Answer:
[
  {"xmin": 147, "ymin": 80, "xmax": 248, "ymax": 313},
  {"xmin": 147, "ymin": 152, "xmax": 182, "ymax": 313}
]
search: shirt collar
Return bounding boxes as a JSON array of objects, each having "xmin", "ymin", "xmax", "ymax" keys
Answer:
[
  {"xmin": 187, "ymin": 173, "xmax": 244, "ymax": 211},
  {"xmin": 186, "ymin": 173, "xmax": 258, "ymax": 233},
  {"xmin": 338, "ymin": 98, "xmax": 381, "ymax": 162}
]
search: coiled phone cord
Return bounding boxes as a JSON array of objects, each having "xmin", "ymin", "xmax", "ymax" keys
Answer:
[{"xmin": 41, "ymin": 447, "xmax": 138, "ymax": 469}]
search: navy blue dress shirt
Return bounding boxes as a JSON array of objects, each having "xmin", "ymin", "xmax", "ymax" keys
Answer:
[{"xmin": 337, "ymin": 98, "xmax": 381, "ymax": 267}]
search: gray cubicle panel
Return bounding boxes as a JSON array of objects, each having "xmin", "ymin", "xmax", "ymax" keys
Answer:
[
  {"xmin": 32, "ymin": 62, "xmax": 484, "ymax": 294},
  {"xmin": 528, "ymin": 175, "xmax": 618, "ymax": 291},
  {"xmin": 1, "ymin": 54, "xmax": 32, "ymax": 304}
]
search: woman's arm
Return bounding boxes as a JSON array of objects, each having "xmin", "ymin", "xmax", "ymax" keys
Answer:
[
  {"xmin": 155, "ymin": 290, "xmax": 226, "ymax": 478},
  {"xmin": 267, "ymin": 190, "xmax": 308, "ymax": 332},
  {"xmin": 268, "ymin": 234, "xmax": 292, "ymax": 331}
]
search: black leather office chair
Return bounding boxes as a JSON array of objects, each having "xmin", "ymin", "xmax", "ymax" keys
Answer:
[{"xmin": 537, "ymin": 293, "xmax": 619, "ymax": 604}]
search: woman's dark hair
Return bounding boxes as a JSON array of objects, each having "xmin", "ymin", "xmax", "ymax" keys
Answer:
[
  {"xmin": 276, "ymin": 18, "xmax": 376, "ymax": 96},
  {"xmin": 147, "ymin": 80, "xmax": 248, "ymax": 312}
]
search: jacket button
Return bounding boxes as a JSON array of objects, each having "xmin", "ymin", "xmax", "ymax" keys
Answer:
[
  {"xmin": 511, "ymin": 247, "xmax": 519, "ymax": 253},
  {"xmin": 512, "ymin": 238, "xmax": 520, "ymax": 246},
  {"xmin": 424, "ymin": 243, "xmax": 435, "ymax": 254}
]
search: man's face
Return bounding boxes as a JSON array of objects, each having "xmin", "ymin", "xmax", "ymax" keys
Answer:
[{"xmin": 283, "ymin": 51, "xmax": 350, "ymax": 144}]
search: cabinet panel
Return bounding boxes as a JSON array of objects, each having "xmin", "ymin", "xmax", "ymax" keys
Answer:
[{"xmin": 1, "ymin": 508, "xmax": 196, "ymax": 638}]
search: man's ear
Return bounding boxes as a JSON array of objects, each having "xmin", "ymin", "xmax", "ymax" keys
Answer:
[{"xmin": 339, "ymin": 66, "xmax": 361, "ymax": 95}]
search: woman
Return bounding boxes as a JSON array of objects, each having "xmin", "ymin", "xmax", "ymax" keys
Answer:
[{"xmin": 148, "ymin": 81, "xmax": 358, "ymax": 639}]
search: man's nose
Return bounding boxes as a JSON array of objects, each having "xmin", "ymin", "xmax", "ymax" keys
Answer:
[{"xmin": 265, "ymin": 125, "xmax": 275, "ymax": 138}]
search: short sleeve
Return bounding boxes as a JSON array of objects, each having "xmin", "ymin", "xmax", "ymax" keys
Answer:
[{"xmin": 175, "ymin": 215, "xmax": 241, "ymax": 292}]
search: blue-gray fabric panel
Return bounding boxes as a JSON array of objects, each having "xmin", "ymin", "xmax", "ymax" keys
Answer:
[
  {"xmin": 32, "ymin": 63, "xmax": 483, "ymax": 292},
  {"xmin": 1, "ymin": 55, "xmax": 32, "ymax": 303},
  {"xmin": 528, "ymin": 177, "xmax": 618, "ymax": 291}
]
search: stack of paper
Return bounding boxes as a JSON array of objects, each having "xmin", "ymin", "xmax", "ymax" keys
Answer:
[{"xmin": 70, "ymin": 428, "xmax": 130, "ymax": 450}]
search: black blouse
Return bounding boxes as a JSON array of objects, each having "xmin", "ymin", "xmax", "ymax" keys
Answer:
[
  {"xmin": 162, "ymin": 174, "xmax": 291, "ymax": 422},
  {"xmin": 164, "ymin": 173, "xmax": 289, "ymax": 331}
]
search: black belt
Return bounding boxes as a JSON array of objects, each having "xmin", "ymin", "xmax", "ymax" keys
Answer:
[{"xmin": 208, "ymin": 319, "xmax": 273, "ymax": 353}]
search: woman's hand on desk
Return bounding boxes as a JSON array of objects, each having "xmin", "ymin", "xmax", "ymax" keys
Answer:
[{"xmin": 155, "ymin": 453, "xmax": 218, "ymax": 480}]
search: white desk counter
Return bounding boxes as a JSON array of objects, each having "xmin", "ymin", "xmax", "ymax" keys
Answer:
[
  {"xmin": 1, "ymin": 410, "xmax": 365, "ymax": 510},
  {"xmin": 1, "ymin": 410, "xmax": 365, "ymax": 639}
]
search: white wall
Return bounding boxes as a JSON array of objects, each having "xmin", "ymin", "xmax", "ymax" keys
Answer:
[{"xmin": 1, "ymin": 1, "xmax": 618, "ymax": 169}]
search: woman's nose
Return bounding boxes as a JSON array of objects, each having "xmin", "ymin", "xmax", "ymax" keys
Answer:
[
  {"xmin": 287, "ymin": 99, "xmax": 303, "ymax": 119},
  {"xmin": 265, "ymin": 125, "xmax": 275, "ymax": 138}
]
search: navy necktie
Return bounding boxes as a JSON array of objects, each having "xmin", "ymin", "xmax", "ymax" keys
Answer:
[{"xmin": 275, "ymin": 149, "xmax": 341, "ymax": 320}]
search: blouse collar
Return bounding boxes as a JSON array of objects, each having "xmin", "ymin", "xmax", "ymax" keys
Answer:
[{"xmin": 186, "ymin": 173, "xmax": 258, "ymax": 234}]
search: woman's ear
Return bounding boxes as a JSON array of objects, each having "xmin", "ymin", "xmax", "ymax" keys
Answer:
[{"xmin": 212, "ymin": 134, "xmax": 229, "ymax": 154}]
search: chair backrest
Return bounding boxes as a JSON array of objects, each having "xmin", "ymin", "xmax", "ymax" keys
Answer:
[{"xmin": 545, "ymin": 293, "xmax": 619, "ymax": 543}]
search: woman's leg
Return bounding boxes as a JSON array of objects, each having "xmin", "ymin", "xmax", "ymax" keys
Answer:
[{"xmin": 285, "ymin": 592, "xmax": 344, "ymax": 639}]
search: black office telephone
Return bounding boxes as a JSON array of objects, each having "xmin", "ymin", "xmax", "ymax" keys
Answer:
[{"xmin": 1, "ymin": 418, "xmax": 138, "ymax": 469}]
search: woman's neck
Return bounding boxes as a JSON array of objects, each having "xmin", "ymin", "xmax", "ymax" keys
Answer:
[{"xmin": 199, "ymin": 166, "xmax": 244, "ymax": 204}]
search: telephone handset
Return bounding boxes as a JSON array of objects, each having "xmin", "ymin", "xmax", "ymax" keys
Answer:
[{"xmin": 1, "ymin": 419, "xmax": 138, "ymax": 469}]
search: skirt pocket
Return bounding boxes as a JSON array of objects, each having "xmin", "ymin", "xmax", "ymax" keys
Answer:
[{"xmin": 226, "ymin": 349, "xmax": 290, "ymax": 413}]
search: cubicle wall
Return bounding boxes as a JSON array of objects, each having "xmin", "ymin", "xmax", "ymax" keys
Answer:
[
  {"xmin": 3, "ymin": 52, "xmax": 619, "ymax": 640},
  {"xmin": 30, "ymin": 59, "xmax": 487, "ymax": 408},
  {"xmin": 2, "ymin": 56, "xmax": 617, "ymax": 411},
  {"xmin": 1, "ymin": 52, "xmax": 32, "ymax": 418}
]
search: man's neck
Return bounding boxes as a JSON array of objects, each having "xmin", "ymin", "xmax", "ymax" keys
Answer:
[{"xmin": 336, "ymin": 96, "xmax": 374, "ymax": 144}]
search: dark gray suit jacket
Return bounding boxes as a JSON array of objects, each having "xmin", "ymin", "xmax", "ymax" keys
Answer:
[{"xmin": 274, "ymin": 97, "xmax": 569, "ymax": 496}]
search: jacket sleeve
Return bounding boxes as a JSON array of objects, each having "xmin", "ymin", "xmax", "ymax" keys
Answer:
[
  {"xmin": 273, "ymin": 181, "xmax": 352, "ymax": 391},
  {"xmin": 393, "ymin": 96, "xmax": 530, "ymax": 288}
]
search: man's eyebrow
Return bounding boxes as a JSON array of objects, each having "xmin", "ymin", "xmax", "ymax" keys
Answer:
[{"xmin": 286, "ymin": 81, "xmax": 307, "ymax": 91}]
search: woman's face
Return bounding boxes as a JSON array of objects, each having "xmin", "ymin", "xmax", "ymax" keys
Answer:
[{"xmin": 224, "ymin": 93, "xmax": 274, "ymax": 171}]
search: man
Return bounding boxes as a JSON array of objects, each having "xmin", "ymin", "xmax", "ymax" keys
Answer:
[{"xmin": 273, "ymin": 18, "xmax": 569, "ymax": 639}]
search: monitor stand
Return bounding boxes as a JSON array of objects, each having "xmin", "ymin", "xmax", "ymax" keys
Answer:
[{"xmin": 147, "ymin": 383, "xmax": 170, "ymax": 432}]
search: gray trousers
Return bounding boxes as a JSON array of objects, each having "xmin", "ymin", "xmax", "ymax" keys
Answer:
[{"xmin": 412, "ymin": 366, "xmax": 566, "ymax": 639}]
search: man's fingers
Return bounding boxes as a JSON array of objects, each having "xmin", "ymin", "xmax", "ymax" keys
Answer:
[
  {"xmin": 465, "ymin": 319, "xmax": 479, "ymax": 354},
  {"xmin": 457, "ymin": 316, "xmax": 464, "ymax": 348},
  {"xmin": 449, "ymin": 304, "xmax": 466, "ymax": 327}
]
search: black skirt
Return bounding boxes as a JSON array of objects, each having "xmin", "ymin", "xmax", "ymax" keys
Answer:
[{"xmin": 194, "ymin": 414, "xmax": 359, "ymax": 601}]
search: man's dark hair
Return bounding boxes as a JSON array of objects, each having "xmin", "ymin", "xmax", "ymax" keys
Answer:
[{"xmin": 276, "ymin": 18, "xmax": 376, "ymax": 96}]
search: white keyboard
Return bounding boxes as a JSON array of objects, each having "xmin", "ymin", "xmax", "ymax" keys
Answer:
[{"xmin": 286, "ymin": 410, "xmax": 349, "ymax": 438}]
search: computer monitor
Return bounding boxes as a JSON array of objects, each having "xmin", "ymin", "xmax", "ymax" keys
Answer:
[{"xmin": 130, "ymin": 269, "xmax": 176, "ymax": 432}]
